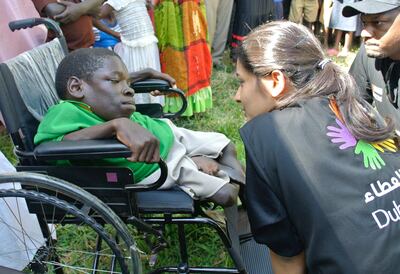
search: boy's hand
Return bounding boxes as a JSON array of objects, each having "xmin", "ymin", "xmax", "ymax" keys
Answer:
[
  {"xmin": 113, "ymin": 118, "xmax": 160, "ymax": 163},
  {"xmin": 151, "ymin": 70, "xmax": 177, "ymax": 88},
  {"xmin": 191, "ymin": 156, "xmax": 220, "ymax": 176}
]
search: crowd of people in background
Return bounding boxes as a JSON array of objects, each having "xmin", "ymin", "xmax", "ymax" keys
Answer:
[
  {"xmin": 1, "ymin": 0, "xmax": 400, "ymax": 273},
  {"xmin": 1, "ymin": 0, "xmax": 368, "ymax": 120}
]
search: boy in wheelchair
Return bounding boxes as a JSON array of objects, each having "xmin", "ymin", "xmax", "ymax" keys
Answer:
[{"xmin": 34, "ymin": 48, "xmax": 244, "ymax": 207}]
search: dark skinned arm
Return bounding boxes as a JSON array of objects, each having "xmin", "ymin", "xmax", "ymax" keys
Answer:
[
  {"xmin": 129, "ymin": 68, "xmax": 176, "ymax": 88},
  {"xmin": 63, "ymin": 117, "xmax": 160, "ymax": 163},
  {"xmin": 43, "ymin": 3, "xmax": 66, "ymax": 19},
  {"xmin": 92, "ymin": 18, "xmax": 121, "ymax": 40},
  {"xmin": 270, "ymin": 250, "xmax": 307, "ymax": 274},
  {"xmin": 53, "ymin": 0, "xmax": 106, "ymax": 24}
]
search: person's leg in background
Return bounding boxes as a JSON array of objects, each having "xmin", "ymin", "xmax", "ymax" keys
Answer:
[
  {"xmin": 283, "ymin": 0, "xmax": 293, "ymax": 19},
  {"xmin": 320, "ymin": 0, "xmax": 333, "ymax": 48},
  {"xmin": 303, "ymin": 0, "xmax": 319, "ymax": 29},
  {"xmin": 205, "ymin": 0, "xmax": 218, "ymax": 46},
  {"xmin": 0, "ymin": 113, "xmax": 5, "ymax": 133},
  {"xmin": 274, "ymin": 0, "xmax": 284, "ymax": 19},
  {"xmin": 328, "ymin": 29, "xmax": 343, "ymax": 56},
  {"xmin": 338, "ymin": 31, "xmax": 353, "ymax": 56},
  {"xmin": 205, "ymin": 0, "xmax": 234, "ymax": 67},
  {"xmin": 212, "ymin": 0, "xmax": 234, "ymax": 66},
  {"xmin": 288, "ymin": 0, "xmax": 305, "ymax": 23}
]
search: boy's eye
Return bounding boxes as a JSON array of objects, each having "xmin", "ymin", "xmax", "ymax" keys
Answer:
[{"xmin": 109, "ymin": 79, "xmax": 120, "ymax": 84}]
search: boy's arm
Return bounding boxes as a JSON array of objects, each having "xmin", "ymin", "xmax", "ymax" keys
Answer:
[
  {"xmin": 219, "ymin": 142, "xmax": 243, "ymax": 172},
  {"xmin": 270, "ymin": 250, "xmax": 307, "ymax": 274},
  {"xmin": 63, "ymin": 118, "xmax": 160, "ymax": 163}
]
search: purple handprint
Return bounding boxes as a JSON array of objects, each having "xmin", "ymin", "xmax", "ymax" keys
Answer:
[{"xmin": 326, "ymin": 119, "xmax": 357, "ymax": 150}]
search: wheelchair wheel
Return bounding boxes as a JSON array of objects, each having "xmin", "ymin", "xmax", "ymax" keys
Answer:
[{"xmin": 0, "ymin": 172, "xmax": 142, "ymax": 274}]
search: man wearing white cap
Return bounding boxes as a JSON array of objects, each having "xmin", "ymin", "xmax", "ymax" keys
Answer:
[{"xmin": 344, "ymin": 0, "xmax": 400, "ymax": 132}]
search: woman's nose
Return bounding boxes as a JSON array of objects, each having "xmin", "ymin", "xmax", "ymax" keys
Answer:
[{"xmin": 234, "ymin": 89, "xmax": 241, "ymax": 102}]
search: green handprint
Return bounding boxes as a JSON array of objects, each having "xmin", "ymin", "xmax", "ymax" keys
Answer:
[{"xmin": 354, "ymin": 140, "xmax": 386, "ymax": 170}]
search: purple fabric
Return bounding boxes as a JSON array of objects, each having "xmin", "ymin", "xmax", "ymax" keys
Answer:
[{"xmin": 326, "ymin": 118, "xmax": 357, "ymax": 150}]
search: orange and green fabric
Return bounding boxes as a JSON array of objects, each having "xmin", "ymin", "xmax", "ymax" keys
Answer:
[{"xmin": 154, "ymin": 0, "xmax": 213, "ymax": 116}]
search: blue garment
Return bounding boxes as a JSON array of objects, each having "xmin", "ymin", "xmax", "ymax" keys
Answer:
[
  {"xmin": 329, "ymin": 0, "xmax": 358, "ymax": 32},
  {"xmin": 93, "ymin": 19, "xmax": 120, "ymax": 49}
]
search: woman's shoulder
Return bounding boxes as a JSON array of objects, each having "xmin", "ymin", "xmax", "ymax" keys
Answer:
[{"xmin": 243, "ymin": 97, "xmax": 331, "ymax": 130}]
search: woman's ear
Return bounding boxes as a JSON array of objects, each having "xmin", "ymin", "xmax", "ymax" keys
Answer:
[
  {"xmin": 258, "ymin": 70, "xmax": 288, "ymax": 98},
  {"xmin": 268, "ymin": 70, "xmax": 287, "ymax": 98},
  {"xmin": 66, "ymin": 76, "xmax": 84, "ymax": 99}
]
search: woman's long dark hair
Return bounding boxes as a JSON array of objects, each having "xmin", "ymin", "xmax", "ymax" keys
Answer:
[{"xmin": 236, "ymin": 21, "xmax": 394, "ymax": 142}]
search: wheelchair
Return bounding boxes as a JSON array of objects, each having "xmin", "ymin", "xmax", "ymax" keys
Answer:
[{"xmin": 0, "ymin": 18, "xmax": 273, "ymax": 274}]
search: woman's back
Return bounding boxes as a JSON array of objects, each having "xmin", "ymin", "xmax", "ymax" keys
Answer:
[{"xmin": 240, "ymin": 96, "xmax": 400, "ymax": 273}]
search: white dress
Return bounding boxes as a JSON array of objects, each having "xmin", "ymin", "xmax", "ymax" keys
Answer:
[
  {"xmin": 106, "ymin": 0, "xmax": 163, "ymax": 104},
  {"xmin": 0, "ymin": 152, "xmax": 44, "ymax": 270}
]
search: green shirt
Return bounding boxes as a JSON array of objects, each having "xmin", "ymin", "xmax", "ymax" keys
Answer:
[{"xmin": 34, "ymin": 100, "xmax": 174, "ymax": 182}]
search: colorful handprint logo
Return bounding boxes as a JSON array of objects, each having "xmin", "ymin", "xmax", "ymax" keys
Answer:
[{"xmin": 326, "ymin": 118, "xmax": 397, "ymax": 170}]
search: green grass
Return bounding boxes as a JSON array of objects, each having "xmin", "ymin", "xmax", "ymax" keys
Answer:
[{"xmin": 0, "ymin": 48, "xmax": 357, "ymax": 272}]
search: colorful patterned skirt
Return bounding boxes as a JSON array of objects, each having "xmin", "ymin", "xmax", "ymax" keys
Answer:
[{"xmin": 154, "ymin": 0, "xmax": 213, "ymax": 116}]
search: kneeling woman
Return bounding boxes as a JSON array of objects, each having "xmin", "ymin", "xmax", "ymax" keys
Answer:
[{"xmin": 236, "ymin": 21, "xmax": 400, "ymax": 274}]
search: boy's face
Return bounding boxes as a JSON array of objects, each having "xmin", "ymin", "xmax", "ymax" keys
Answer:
[{"xmin": 81, "ymin": 56, "xmax": 135, "ymax": 121}]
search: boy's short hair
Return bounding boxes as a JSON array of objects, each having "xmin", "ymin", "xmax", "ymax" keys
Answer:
[{"xmin": 55, "ymin": 48, "xmax": 122, "ymax": 99}]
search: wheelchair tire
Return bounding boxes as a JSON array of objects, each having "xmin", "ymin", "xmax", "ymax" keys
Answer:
[{"xmin": 0, "ymin": 172, "xmax": 142, "ymax": 274}]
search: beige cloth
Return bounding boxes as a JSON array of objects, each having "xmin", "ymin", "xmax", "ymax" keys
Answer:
[
  {"xmin": 140, "ymin": 119, "xmax": 231, "ymax": 199},
  {"xmin": 319, "ymin": 0, "xmax": 333, "ymax": 27},
  {"xmin": 289, "ymin": 0, "xmax": 319, "ymax": 23},
  {"xmin": 205, "ymin": 0, "xmax": 234, "ymax": 63}
]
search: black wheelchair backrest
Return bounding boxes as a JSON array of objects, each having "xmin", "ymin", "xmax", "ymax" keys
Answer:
[{"xmin": 0, "ymin": 37, "xmax": 66, "ymax": 154}]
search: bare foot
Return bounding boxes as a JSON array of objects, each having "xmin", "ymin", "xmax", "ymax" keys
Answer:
[
  {"xmin": 337, "ymin": 50, "xmax": 349, "ymax": 57},
  {"xmin": 191, "ymin": 156, "xmax": 219, "ymax": 175},
  {"xmin": 327, "ymin": 48, "xmax": 339, "ymax": 57}
]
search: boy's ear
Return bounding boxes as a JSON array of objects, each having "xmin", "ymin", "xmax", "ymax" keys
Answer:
[{"xmin": 66, "ymin": 76, "xmax": 84, "ymax": 99}]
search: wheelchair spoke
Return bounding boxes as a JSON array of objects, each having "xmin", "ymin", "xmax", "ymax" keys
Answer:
[
  {"xmin": 0, "ymin": 175, "xmax": 140, "ymax": 274},
  {"xmin": 45, "ymin": 260, "xmax": 124, "ymax": 274},
  {"xmin": 0, "ymin": 197, "xmax": 42, "ymax": 257}
]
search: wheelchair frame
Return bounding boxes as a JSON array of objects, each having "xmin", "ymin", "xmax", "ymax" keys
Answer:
[{"xmin": 0, "ymin": 18, "xmax": 249, "ymax": 274}]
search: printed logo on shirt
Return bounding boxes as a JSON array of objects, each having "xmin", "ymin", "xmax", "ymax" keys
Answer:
[
  {"xmin": 326, "ymin": 99, "xmax": 397, "ymax": 170},
  {"xmin": 364, "ymin": 168, "xmax": 400, "ymax": 229},
  {"xmin": 371, "ymin": 83, "xmax": 383, "ymax": 102}
]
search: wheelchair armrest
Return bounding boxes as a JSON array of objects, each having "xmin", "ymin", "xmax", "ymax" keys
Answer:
[
  {"xmin": 132, "ymin": 79, "xmax": 187, "ymax": 119},
  {"xmin": 33, "ymin": 139, "xmax": 131, "ymax": 160},
  {"xmin": 132, "ymin": 79, "xmax": 171, "ymax": 93},
  {"xmin": 31, "ymin": 140, "xmax": 168, "ymax": 192},
  {"xmin": 124, "ymin": 160, "xmax": 168, "ymax": 192}
]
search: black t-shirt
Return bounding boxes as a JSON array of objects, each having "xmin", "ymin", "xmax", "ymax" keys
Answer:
[
  {"xmin": 350, "ymin": 44, "xmax": 400, "ymax": 131},
  {"xmin": 240, "ymin": 97, "xmax": 400, "ymax": 274}
]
